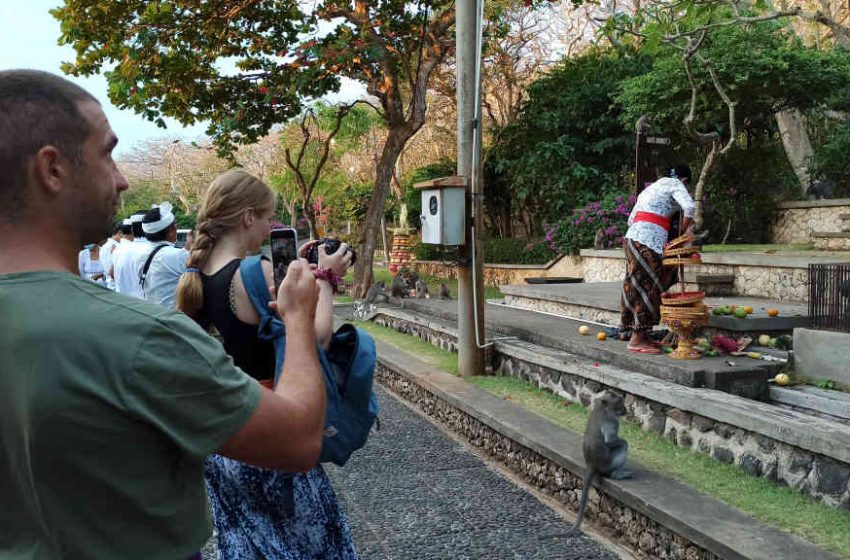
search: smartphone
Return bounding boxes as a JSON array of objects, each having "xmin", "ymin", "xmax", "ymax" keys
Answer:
[{"xmin": 270, "ymin": 228, "xmax": 298, "ymax": 290}]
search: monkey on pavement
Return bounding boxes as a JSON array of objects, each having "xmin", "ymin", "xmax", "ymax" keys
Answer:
[{"xmin": 568, "ymin": 392, "xmax": 631, "ymax": 535}]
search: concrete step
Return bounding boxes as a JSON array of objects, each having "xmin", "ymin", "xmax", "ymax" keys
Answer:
[
  {"xmin": 813, "ymin": 232, "xmax": 850, "ymax": 251},
  {"xmin": 683, "ymin": 273, "xmax": 735, "ymax": 296}
]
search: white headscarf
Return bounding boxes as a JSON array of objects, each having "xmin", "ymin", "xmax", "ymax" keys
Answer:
[{"xmin": 142, "ymin": 202, "xmax": 175, "ymax": 234}]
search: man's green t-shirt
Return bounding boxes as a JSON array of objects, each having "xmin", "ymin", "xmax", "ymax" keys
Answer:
[{"xmin": 0, "ymin": 271, "xmax": 262, "ymax": 559}]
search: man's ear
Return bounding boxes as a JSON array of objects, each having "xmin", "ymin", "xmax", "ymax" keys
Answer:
[{"xmin": 32, "ymin": 146, "xmax": 74, "ymax": 196}]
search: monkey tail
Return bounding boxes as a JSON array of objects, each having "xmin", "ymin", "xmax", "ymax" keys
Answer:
[{"xmin": 567, "ymin": 469, "xmax": 597, "ymax": 535}]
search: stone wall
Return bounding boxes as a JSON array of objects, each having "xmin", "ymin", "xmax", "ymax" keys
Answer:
[
  {"xmin": 371, "ymin": 311, "xmax": 850, "ymax": 509},
  {"xmin": 581, "ymin": 250, "xmax": 813, "ymax": 302},
  {"xmin": 771, "ymin": 199, "xmax": 850, "ymax": 244},
  {"xmin": 413, "ymin": 254, "xmax": 583, "ymax": 287},
  {"xmin": 376, "ymin": 363, "xmax": 721, "ymax": 560},
  {"xmin": 494, "ymin": 352, "xmax": 850, "ymax": 509}
]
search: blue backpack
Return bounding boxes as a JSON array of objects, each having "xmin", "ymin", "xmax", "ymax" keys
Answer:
[{"xmin": 239, "ymin": 256, "xmax": 378, "ymax": 467}]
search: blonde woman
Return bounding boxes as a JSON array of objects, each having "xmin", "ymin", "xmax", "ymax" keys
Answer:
[{"xmin": 176, "ymin": 169, "xmax": 356, "ymax": 559}]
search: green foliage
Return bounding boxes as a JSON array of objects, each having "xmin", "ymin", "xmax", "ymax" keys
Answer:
[
  {"xmin": 816, "ymin": 378, "xmax": 836, "ymax": 390},
  {"xmin": 486, "ymin": 48, "xmax": 651, "ymax": 228},
  {"xmin": 699, "ymin": 137, "xmax": 798, "ymax": 244},
  {"xmin": 811, "ymin": 117, "xmax": 850, "ymax": 197},
  {"xmin": 415, "ymin": 237, "xmax": 556, "ymax": 264},
  {"xmin": 118, "ymin": 181, "xmax": 160, "ymax": 217},
  {"xmin": 554, "ymin": 193, "xmax": 634, "ymax": 254},
  {"xmin": 52, "ymin": 0, "xmax": 453, "ymax": 155}
]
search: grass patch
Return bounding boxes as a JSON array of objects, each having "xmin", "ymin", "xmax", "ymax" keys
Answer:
[
  {"xmin": 345, "ymin": 268, "xmax": 503, "ymax": 300},
  {"xmin": 352, "ymin": 319, "xmax": 458, "ymax": 375},
  {"xmin": 468, "ymin": 376, "xmax": 850, "ymax": 558},
  {"xmin": 360, "ymin": 318, "xmax": 850, "ymax": 556},
  {"xmin": 334, "ymin": 295, "xmax": 354, "ymax": 304},
  {"xmin": 702, "ymin": 243, "xmax": 815, "ymax": 253}
]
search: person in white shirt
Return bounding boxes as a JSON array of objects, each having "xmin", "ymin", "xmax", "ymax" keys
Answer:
[
  {"xmin": 141, "ymin": 202, "xmax": 189, "ymax": 309},
  {"xmin": 621, "ymin": 164, "xmax": 696, "ymax": 354},
  {"xmin": 78, "ymin": 243, "xmax": 106, "ymax": 284},
  {"xmin": 113, "ymin": 211, "xmax": 150, "ymax": 297},
  {"xmin": 99, "ymin": 223, "xmax": 122, "ymax": 285}
]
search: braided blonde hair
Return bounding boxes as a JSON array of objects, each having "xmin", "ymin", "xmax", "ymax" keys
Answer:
[{"xmin": 176, "ymin": 169, "xmax": 276, "ymax": 318}]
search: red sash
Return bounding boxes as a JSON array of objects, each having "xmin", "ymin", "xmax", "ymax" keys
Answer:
[{"xmin": 633, "ymin": 211, "xmax": 670, "ymax": 230}]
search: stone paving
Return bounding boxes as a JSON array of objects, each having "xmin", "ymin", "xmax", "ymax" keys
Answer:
[
  {"xmin": 203, "ymin": 386, "xmax": 620, "ymax": 559},
  {"xmin": 324, "ymin": 387, "xmax": 620, "ymax": 560}
]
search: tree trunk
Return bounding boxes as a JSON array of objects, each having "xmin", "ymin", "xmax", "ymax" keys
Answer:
[
  {"xmin": 303, "ymin": 200, "xmax": 317, "ymax": 240},
  {"xmin": 693, "ymin": 141, "xmax": 720, "ymax": 228},
  {"xmin": 352, "ymin": 129, "xmax": 409, "ymax": 298},
  {"xmin": 775, "ymin": 108, "xmax": 815, "ymax": 195}
]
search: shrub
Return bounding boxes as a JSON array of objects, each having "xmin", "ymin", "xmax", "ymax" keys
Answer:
[
  {"xmin": 414, "ymin": 237, "xmax": 557, "ymax": 265},
  {"xmin": 554, "ymin": 193, "xmax": 634, "ymax": 255}
]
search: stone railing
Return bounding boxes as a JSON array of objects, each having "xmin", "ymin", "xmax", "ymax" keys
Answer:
[
  {"xmin": 413, "ymin": 254, "xmax": 583, "ymax": 287},
  {"xmin": 771, "ymin": 198, "xmax": 850, "ymax": 244}
]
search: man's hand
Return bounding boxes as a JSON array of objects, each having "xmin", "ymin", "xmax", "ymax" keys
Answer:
[
  {"xmin": 318, "ymin": 243, "xmax": 352, "ymax": 277},
  {"xmin": 277, "ymin": 259, "xmax": 318, "ymax": 321}
]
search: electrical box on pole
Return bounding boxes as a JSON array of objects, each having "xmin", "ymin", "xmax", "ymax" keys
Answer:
[{"xmin": 414, "ymin": 176, "xmax": 467, "ymax": 246}]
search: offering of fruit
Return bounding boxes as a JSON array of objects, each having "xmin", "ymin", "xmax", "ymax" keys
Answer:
[
  {"xmin": 690, "ymin": 253, "xmax": 702, "ymax": 262},
  {"xmin": 758, "ymin": 334, "xmax": 771, "ymax": 346},
  {"xmin": 578, "ymin": 325, "xmax": 590, "ymax": 335},
  {"xmin": 747, "ymin": 351, "xmax": 762, "ymax": 359},
  {"xmin": 734, "ymin": 307, "xmax": 748, "ymax": 319},
  {"xmin": 744, "ymin": 306, "xmax": 754, "ymax": 314},
  {"xmin": 597, "ymin": 332, "xmax": 607, "ymax": 341},
  {"xmin": 767, "ymin": 308, "xmax": 780, "ymax": 317},
  {"xmin": 774, "ymin": 373, "xmax": 790, "ymax": 386}
]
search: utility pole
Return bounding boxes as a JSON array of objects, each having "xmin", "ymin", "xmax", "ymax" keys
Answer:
[{"xmin": 456, "ymin": 0, "xmax": 486, "ymax": 376}]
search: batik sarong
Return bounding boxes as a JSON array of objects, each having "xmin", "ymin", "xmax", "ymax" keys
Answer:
[
  {"xmin": 620, "ymin": 238, "xmax": 669, "ymax": 333},
  {"xmin": 205, "ymin": 454, "xmax": 357, "ymax": 559}
]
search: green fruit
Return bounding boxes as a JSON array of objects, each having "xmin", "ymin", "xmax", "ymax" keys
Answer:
[
  {"xmin": 769, "ymin": 338, "xmax": 777, "ymax": 348},
  {"xmin": 758, "ymin": 334, "xmax": 771, "ymax": 346},
  {"xmin": 712, "ymin": 307, "xmax": 724, "ymax": 316},
  {"xmin": 734, "ymin": 307, "xmax": 748, "ymax": 319},
  {"xmin": 704, "ymin": 350, "xmax": 719, "ymax": 357}
]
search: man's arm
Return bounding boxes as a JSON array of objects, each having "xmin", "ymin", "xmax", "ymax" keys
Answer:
[{"xmin": 217, "ymin": 260, "xmax": 326, "ymax": 471}]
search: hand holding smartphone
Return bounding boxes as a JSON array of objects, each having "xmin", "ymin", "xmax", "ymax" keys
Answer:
[{"xmin": 270, "ymin": 228, "xmax": 298, "ymax": 290}]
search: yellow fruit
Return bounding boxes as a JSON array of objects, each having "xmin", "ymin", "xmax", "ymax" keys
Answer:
[
  {"xmin": 774, "ymin": 373, "xmax": 790, "ymax": 386},
  {"xmin": 744, "ymin": 306, "xmax": 754, "ymax": 314},
  {"xmin": 578, "ymin": 325, "xmax": 590, "ymax": 335},
  {"xmin": 597, "ymin": 332, "xmax": 607, "ymax": 341},
  {"xmin": 758, "ymin": 334, "xmax": 771, "ymax": 346},
  {"xmin": 747, "ymin": 352, "xmax": 762, "ymax": 359},
  {"xmin": 767, "ymin": 308, "xmax": 780, "ymax": 317}
]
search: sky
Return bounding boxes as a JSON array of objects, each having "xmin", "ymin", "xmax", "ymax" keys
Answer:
[{"xmin": 1, "ymin": 0, "xmax": 365, "ymax": 157}]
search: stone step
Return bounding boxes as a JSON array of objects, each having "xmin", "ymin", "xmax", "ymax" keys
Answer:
[
  {"xmin": 683, "ymin": 273, "xmax": 735, "ymax": 296},
  {"xmin": 813, "ymin": 232, "xmax": 850, "ymax": 251},
  {"xmin": 839, "ymin": 213, "xmax": 850, "ymax": 220}
]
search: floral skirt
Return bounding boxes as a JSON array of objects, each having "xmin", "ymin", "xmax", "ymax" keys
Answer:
[{"xmin": 205, "ymin": 454, "xmax": 357, "ymax": 560}]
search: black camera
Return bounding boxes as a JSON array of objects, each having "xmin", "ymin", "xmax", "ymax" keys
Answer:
[{"xmin": 307, "ymin": 238, "xmax": 357, "ymax": 266}]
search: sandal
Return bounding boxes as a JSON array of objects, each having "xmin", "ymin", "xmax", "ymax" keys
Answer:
[{"xmin": 627, "ymin": 345, "xmax": 662, "ymax": 355}]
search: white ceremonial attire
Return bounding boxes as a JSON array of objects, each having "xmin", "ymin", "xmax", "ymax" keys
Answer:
[
  {"xmin": 77, "ymin": 249, "xmax": 106, "ymax": 284},
  {"xmin": 142, "ymin": 244, "xmax": 189, "ymax": 309},
  {"xmin": 99, "ymin": 237, "xmax": 120, "ymax": 279},
  {"xmin": 113, "ymin": 238, "xmax": 153, "ymax": 298},
  {"xmin": 625, "ymin": 177, "xmax": 696, "ymax": 255}
]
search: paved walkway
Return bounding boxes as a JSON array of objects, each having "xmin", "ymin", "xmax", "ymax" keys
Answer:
[{"xmin": 324, "ymin": 387, "xmax": 620, "ymax": 560}]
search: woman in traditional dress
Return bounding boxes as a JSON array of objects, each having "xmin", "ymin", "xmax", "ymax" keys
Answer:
[
  {"xmin": 621, "ymin": 165, "xmax": 695, "ymax": 354},
  {"xmin": 77, "ymin": 242, "xmax": 106, "ymax": 284},
  {"xmin": 175, "ymin": 169, "xmax": 357, "ymax": 559}
]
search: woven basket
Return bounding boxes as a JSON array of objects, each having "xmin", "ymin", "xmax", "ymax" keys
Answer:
[
  {"xmin": 663, "ymin": 246, "xmax": 701, "ymax": 258},
  {"xmin": 666, "ymin": 232, "xmax": 696, "ymax": 250},
  {"xmin": 661, "ymin": 304, "xmax": 707, "ymax": 317},
  {"xmin": 662, "ymin": 291, "xmax": 705, "ymax": 306},
  {"xmin": 663, "ymin": 257, "xmax": 701, "ymax": 267}
]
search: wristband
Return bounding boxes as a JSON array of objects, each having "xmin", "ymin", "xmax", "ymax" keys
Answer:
[{"xmin": 313, "ymin": 267, "xmax": 342, "ymax": 293}]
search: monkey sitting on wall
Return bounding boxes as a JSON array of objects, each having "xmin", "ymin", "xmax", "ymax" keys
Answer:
[
  {"xmin": 439, "ymin": 282, "xmax": 452, "ymax": 300},
  {"xmin": 390, "ymin": 273, "xmax": 408, "ymax": 299},
  {"xmin": 363, "ymin": 281, "xmax": 388, "ymax": 304},
  {"xmin": 568, "ymin": 392, "xmax": 632, "ymax": 535},
  {"xmin": 415, "ymin": 279, "xmax": 429, "ymax": 299}
]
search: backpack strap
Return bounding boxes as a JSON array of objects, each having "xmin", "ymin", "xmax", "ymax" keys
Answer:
[
  {"xmin": 238, "ymin": 255, "xmax": 285, "ymax": 342},
  {"xmin": 139, "ymin": 243, "xmax": 169, "ymax": 290}
]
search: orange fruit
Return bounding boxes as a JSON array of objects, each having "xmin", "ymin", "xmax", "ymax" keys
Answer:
[
  {"xmin": 597, "ymin": 332, "xmax": 607, "ymax": 341},
  {"xmin": 744, "ymin": 306, "xmax": 754, "ymax": 314},
  {"xmin": 767, "ymin": 308, "xmax": 780, "ymax": 317}
]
